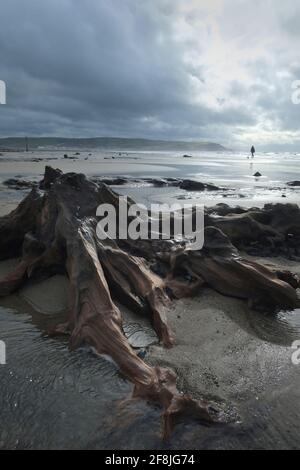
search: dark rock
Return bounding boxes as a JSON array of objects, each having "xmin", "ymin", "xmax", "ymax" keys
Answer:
[
  {"xmin": 253, "ymin": 172, "xmax": 262, "ymax": 177},
  {"xmin": 3, "ymin": 178, "xmax": 37, "ymax": 190},
  {"xmin": 92, "ymin": 177, "xmax": 128, "ymax": 186},
  {"xmin": 166, "ymin": 177, "xmax": 180, "ymax": 182},
  {"xmin": 102, "ymin": 177, "xmax": 128, "ymax": 186},
  {"xmin": 180, "ymin": 180, "xmax": 220, "ymax": 191},
  {"xmin": 183, "ymin": 154, "xmax": 192, "ymax": 158},
  {"xmin": 145, "ymin": 178, "xmax": 169, "ymax": 187},
  {"xmin": 166, "ymin": 178, "xmax": 182, "ymax": 187},
  {"xmin": 287, "ymin": 181, "xmax": 300, "ymax": 187},
  {"xmin": 39, "ymin": 166, "xmax": 63, "ymax": 189}
]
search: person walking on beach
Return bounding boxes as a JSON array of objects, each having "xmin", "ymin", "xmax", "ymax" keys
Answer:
[{"xmin": 250, "ymin": 145, "xmax": 255, "ymax": 158}]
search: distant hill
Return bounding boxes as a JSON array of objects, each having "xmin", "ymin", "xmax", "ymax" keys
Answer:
[{"xmin": 0, "ymin": 137, "xmax": 227, "ymax": 152}]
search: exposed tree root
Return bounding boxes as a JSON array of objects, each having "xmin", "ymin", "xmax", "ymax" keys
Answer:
[
  {"xmin": 206, "ymin": 202, "xmax": 300, "ymax": 257},
  {"xmin": 0, "ymin": 167, "xmax": 299, "ymax": 438}
]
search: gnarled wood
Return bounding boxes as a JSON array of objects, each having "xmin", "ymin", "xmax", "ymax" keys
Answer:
[{"xmin": 0, "ymin": 167, "xmax": 299, "ymax": 438}]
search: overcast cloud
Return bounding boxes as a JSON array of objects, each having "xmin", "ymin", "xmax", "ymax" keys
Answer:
[{"xmin": 0, "ymin": 0, "xmax": 299, "ymax": 149}]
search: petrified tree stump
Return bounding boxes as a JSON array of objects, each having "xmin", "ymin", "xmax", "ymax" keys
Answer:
[{"xmin": 0, "ymin": 167, "xmax": 299, "ymax": 438}]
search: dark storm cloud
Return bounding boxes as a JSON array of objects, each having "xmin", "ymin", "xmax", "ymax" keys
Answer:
[{"xmin": 0, "ymin": 0, "xmax": 299, "ymax": 148}]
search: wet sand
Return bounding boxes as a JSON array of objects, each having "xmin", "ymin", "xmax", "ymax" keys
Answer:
[
  {"xmin": 0, "ymin": 254, "xmax": 300, "ymax": 449},
  {"xmin": 149, "ymin": 287, "xmax": 300, "ymax": 399}
]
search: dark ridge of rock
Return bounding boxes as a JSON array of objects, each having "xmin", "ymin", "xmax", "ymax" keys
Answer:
[
  {"xmin": 89, "ymin": 176, "xmax": 225, "ymax": 191},
  {"xmin": 183, "ymin": 154, "xmax": 192, "ymax": 158},
  {"xmin": 92, "ymin": 177, "xmax": 129, "ymax": 186},
  {"xmin": 101, "ymin": 177, "xmax": 128, "ymax": 186},
  {"xmin": 3, "ymin": 178, "xmax": 37, "ymax": 190},
  {"xmin": 92, "ymin": 177, "xmax": 176, "ymax": 187},
  {"xmin": 287, "ymin": 181, "xmax": 300, "ymax": 187},
  {"xmin": 166, "ymin": 177, "xmax": 180, "ymax": 182},
  {"xmin": 144, "ymin": 178, "xmax": 170, "ymax": 187},
  {"xmin": 179, "ymin": 180, "xmax": 221, "ymax": 191},
  {"xmin": 253, "ymin": 172, "xmax": 262, "ymax": 177}
]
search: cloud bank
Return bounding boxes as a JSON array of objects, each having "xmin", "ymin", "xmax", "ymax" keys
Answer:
[{"xmin": 0, "ymin": 0, "xmax": 300, "ymax": 150}]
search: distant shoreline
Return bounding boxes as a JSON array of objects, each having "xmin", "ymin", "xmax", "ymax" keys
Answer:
[{"xmin": 0, "ymin": 136, "xmax": 227, "ymax": 152}]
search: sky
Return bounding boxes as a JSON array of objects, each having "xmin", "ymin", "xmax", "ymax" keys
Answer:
[{"xmin": 0, "ymin": 0, "xmax": 300, "ymax": 150}]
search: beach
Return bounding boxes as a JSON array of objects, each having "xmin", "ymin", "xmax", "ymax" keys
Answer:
[
  {"xmin": 0, "ymin": 149, "xmax": 300, "ymax": 449},
  {"xmin": 1, "ymin": 149, "xmax": 300, "ymax": 215}
]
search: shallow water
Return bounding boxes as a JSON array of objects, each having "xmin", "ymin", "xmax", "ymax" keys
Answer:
[
  {"xmin": 248, "ymin": 308, "xmax": 300, "ymax": 346},
  {"xmin": 0, "ymin": 304, "xmax": 132, "ymax": 450},
  {"xmin": 0, "ymin": 149, "xmax": 300, "ymax": 449},
  {"xmin": 1, "ymin": 292, "xmax": 300, "ymax": 449}
]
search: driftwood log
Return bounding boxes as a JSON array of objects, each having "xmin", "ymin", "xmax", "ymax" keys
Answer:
[{"xmin": 0, "ymin": 167, "xmax": 299, "ymax": 438}]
